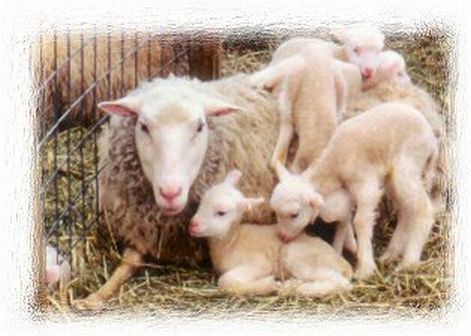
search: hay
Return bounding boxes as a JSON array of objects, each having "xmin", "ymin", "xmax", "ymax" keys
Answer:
[{"xmin": 44, "ymin": 31, "xmax": 454, "ymax": 317}]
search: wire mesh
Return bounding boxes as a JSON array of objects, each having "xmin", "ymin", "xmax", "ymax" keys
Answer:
[{"xmin": 35, "ymin": 30, "xmax": 220, "ymax": 272}]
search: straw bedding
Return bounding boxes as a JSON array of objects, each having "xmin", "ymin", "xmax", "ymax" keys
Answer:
[{"xmin": 44, "ymin": 29, "xmax": 454, "ymax": 317}]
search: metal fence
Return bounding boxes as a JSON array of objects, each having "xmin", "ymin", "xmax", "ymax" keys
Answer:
[{"xmin": 34, "ymin": 31, "xmax": 220, "ymax": 269}]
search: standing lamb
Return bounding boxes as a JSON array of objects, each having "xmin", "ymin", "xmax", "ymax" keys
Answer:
[
  {"xmin": 344, "ymin": 50, "xmax": 447, "ymax": 207},
  {"xmin": 270, "ymin": 102, "xmax": 438, "ymax": 279},
  {"xmin": 250, "ymin": 43, "xmax": 343, "ymax": 173},
  {"xmin": 189, "ymin": 170, "xmax": 353, "ymax": 297},
  {"xmin": 250, "ymin": 27, "xmax": 385, "ymax": 172},
  {"xmin": 73, "ymin": 60, "xmax": 337, "ymax": 309}
]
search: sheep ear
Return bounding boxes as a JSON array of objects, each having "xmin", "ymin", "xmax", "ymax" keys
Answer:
[
  {"xmin": 274, "ymin": 161, "xmax": 292, "ymax": 181},
  {"xmin": 308, "ymin": 193, "xmax": 324, "ymax": 209},
  {"xmin": 224, "ymin": 169, "xmax": 242, "ymax": 186},
  {"xmin": 98, "ymin": 97, "xmax": 141, "ymax": 117},
  {"xmin": 203, "ymin": 97, "xmax": 242, "ymax": 117},
  {"xmin": 239, "ymin": 197, "xmax": 265, "ymax": 212}
]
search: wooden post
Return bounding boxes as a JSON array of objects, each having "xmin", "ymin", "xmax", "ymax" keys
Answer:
[{"xmin": 187, "ymin": 33, "xmax": 221, "ymax": 81}]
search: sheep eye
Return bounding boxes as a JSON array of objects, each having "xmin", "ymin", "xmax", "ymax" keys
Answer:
[
  {"xmin": 216, "ymin": 210, "xmax": 226, "ymax": 217},
  {"xmin": 140, "ymin": 123, "xmax": 149, "ymax": 134},
  {"xmin": 353, "ymin": 47, "xmax": 360, "ymax": 54},
  {"xmin": 290, "ymin": 213, "xmax": 299, "ymax": 219},
  {"xmin": 196, "ymin": 120, "xmax": 205, "ymax": 133}
]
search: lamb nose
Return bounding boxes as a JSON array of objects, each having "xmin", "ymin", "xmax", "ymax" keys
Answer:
[
  {"xmin": 159, "ymin": 186, "xmax": 182, "ymax": 200},
  {"xmin": 362, "ymin": 67, "xmax": 373, "ymax": 77}
]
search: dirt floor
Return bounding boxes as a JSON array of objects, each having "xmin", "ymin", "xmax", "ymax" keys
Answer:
[{"xmin": 44, "ymin": 29, "xmax": 455, "ymax": 319}]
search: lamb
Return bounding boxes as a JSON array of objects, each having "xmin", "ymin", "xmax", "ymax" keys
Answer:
[
  {"xmin": 189, "ymin": 170, "xmax": 353, "ymax": 297},
  {"xmin": 270, "ymin": 102, "xmax": 438, "ymax": 280},
  {"xmin": 361, "ymin": 50, "xmax": 411, "ymax": 90},
  {"xmin": 74, "ymin": 67, "xmax": 315, "ymax": 309},
  {"xmin": 250, "ymin": 43, "xmax": 342, "ymax": 173},
  {"xmin": 343, "ymin": 51, "xmax": 447, "ymax": 206},
  {"xmin": 271, "ymin": 25, "xmax": 385, "ymax": 80}
]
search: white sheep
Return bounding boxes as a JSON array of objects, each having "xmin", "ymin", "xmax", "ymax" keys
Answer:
[
  {"xmin": 270, "ymin": 102, "xmax": 438, "ymax": 279},
  {"xmin": 250, "ymin": 43, "xmax": 342, "ymax": 173},
  {"xmin": 189, "ymin": 170, "xmax": 353, "ymax": 297}
]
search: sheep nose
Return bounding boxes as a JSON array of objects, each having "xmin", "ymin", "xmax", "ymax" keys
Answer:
[
  {"xmin": 362, "ymin": 67, "xmax": 373, "ymax": 78},
  {"xmin": 159, "ymin": 185, "xmax": 182, "ymax": 201}
]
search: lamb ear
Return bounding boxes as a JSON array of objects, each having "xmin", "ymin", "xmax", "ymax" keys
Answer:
[
  {"xmin": 224, "ymin": 169, "xmax": 242, "ymax": 186},
  {"xmin": 380, "ymin": 58, "xmax": 401, "ymax": 78},
  {"xmin": 274, "ymin": 161, "xmax": 292, "ymax": 181},
  {"xmin": 203, "ymin": 97, "xmax": 243, "ymax": 117},
  {"xmin": 98, "ymin": 96, "xmax": 141, "ymax": 117},
  {"xmin": 308, "ymin": 193, "xmax": 325, "ymax": 209}
]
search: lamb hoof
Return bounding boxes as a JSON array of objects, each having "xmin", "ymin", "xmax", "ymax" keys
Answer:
[
  {"xmin": 396, "ymin": 260, "xmax": 420, "ymax": 272},
  {"xmin": 73, "ymin": 294, "xmax": 105, "ymax": 311},
  {"xmin": 379, "ymin": 251, "xmax": 398, "ymax": 264},
  {"xmin": 353, "ymin": 264, "xmax": 377, "ymax": 280}
]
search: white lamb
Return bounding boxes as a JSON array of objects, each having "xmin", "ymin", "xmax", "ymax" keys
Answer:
[
  {"xmin": 270, "ymin": 102, "xmax": 438, "ymax": 280},
  {"xmin": 332, "ymin": 25, "xmax": 385, "ymax": 80},
  {"xmin": 361, "ymin": 50, "xmax": 411, "ymax": 91},
  {"xmin": 189, "ymin": 170, "xmax": 353, "ymax": 297},
  {"xmin": 343, "ymin": 49, "xmax": 446, "ymax": 207},
  {"xmin": 250, "ymin": 26, "xmax": 385, "ymax": 173},
  {"xmin": 250, "ymin": 43, "xmax": 342, "ymax": 173}
]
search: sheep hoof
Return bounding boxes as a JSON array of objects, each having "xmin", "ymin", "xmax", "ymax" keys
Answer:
[{"xmin": 73, "ymin": 294, "xmax": 106, "ymax": 311}]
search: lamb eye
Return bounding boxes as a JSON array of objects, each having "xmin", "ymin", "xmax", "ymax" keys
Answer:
[
  {"xmin": 353, "ymin": 47, "xmax": 360, "ymax": 54},
  {"xmin": 290, "ymin": 213, "xmax": 299, "ymax": 219},
  {"xmin": 196, "ymin": 120, "xmax": 205, "ymax": 133},
  {"xmin": 140, "ymin": 123, "xmax": 149, "ymax": 134},
  {"xmin": 216, "ymin": 210, "xmax": 226, "ymax": 217}
]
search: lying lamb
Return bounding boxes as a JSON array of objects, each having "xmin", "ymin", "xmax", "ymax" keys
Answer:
[
  {"xmin": 270, "ymin": 102, "xmax": 438, "ymax": 279},
  {"xmin": 189, "ymin": 170, "xmax": 353, "ymax": 297}
]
